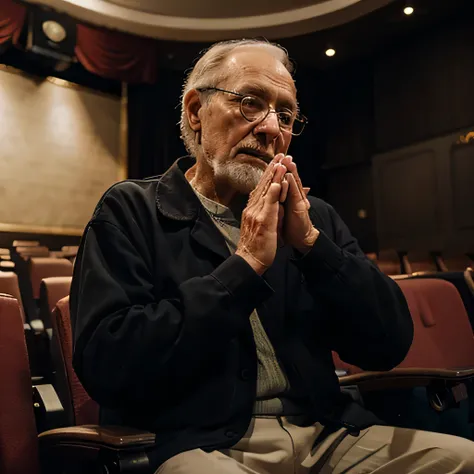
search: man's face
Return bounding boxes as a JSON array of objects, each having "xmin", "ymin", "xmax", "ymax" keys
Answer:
[{"xmin": 197, "ymin": 47, "xmax": 297, "ymax": 194}]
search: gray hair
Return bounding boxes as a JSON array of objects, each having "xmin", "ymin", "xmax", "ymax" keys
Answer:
[{"xmin": 179, "ymin": 38, "xmax": 295, "ymax": 155}]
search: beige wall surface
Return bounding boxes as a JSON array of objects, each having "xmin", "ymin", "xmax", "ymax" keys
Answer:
[{"xmin": 0, "ymin": 67, "xmax": 123, "ymax": 235}]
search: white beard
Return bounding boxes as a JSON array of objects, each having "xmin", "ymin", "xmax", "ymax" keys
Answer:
[{"xmin": 211, "ymin": 161, "xmax": 263, "ymax": 195}]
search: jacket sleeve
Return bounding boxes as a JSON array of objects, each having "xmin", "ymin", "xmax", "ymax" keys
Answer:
[
  {"xmin": 296, "ymin": 200, "xmax": 413, "ymax": 371},
  {"xmin": 71, "ymin": 219, "xmax": 273, "ymax": 410}
]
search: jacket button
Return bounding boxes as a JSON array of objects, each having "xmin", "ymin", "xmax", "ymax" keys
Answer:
[
  {"xmin": 225, "ymin": 430, "xmax": 237, "ymax": 438},
  {"xmin": 240, "ymin": 368, "xmax": 250, "ymax": 381}
]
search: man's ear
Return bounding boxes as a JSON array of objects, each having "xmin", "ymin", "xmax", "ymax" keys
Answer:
[{"xmin": 184, "ymin": 89, "xmax": 202, "ymax": 132}]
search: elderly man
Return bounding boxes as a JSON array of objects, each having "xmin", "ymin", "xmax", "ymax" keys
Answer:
[{"xmin": 71, "ymin": 39, "xmax": 474, "ymax": 473}]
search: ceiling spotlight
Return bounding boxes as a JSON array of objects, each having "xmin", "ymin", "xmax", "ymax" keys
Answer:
[
  {"xmin": 403, "ymin": 6, "xmax": 414, "ymax": 15},
  {"xmin": 42, "ymin": 20, "xmax": 67, "ymax": 43},
  {"xmin": 325, "ymin": 48, "xmax": 336, "ymax": 57}
]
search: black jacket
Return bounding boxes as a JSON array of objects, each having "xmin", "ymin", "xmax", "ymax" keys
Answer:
[{"xmin": 71, "ymin": 156, "xmax": 413, "ymax": 468}]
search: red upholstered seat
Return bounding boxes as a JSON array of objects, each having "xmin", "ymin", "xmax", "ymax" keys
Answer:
[
  {"xmin": 333, "ymin": 278, "xmax": 474, "ymax": 373},
  {"xmin": 29, "ymin": 258, "xmax": 73, "ymax": 300},
  {"xmin": 0, "ymin": 294, "xmax": 40, "ymax": 474},
  {"xmin": 51, "ymin": 296, "xmax": 99, "ymax": 426},
  {"xmin": 404, "ymin": 252, "xmax": 438, "ymax": 275},
  {"xmin": 398, "ymin": 278, "xmax": 474, "ymax": 369},
  {"xmin": 0, "ymin": 272, "xmax": 26, "ymax": 323},
  {"xmin": 376, "ymin": 250, "xmax": 402, "ymax": 276},
  {"xmin": 437, "ymin": 254, "xmax": 474, "ymax": 272},
  {"xmin": 39, "ymin": 277, "xmax": 72, "ymax": 330},
  {"xmin": 12, "ymin": 240, "xmax": 39, "ymax": 248},
  {"xmin": 16, "ymin": 246, "xmax": 50, "ymax": 259}
]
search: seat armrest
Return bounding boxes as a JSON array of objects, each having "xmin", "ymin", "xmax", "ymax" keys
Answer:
[
  {"xmin": 465, "ymin": 268, "xmax": 474, "ymax": 294},
  {"xmin": 339, "ymin": 367, "xmax": 474, "ymax": 391},
  {"xmin": 33, "ymin": 384, "xmax": 67, "ymax": 430},
  {"xmin": 30, "ymin": 318, "xmax": 45, "ymax": 333},
  {"xmin": 39, "ymin": 425, "xmax": 156, "ymax": 450},
  {"xmin": 39, "ymin": 425, "xmax": 156, "ymax": 473}
]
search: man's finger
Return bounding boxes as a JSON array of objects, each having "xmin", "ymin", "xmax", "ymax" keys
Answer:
[
  {"xmin": 291, "ymin": 163, "xmax": 307, "ymax": 200},
  {"xmin": 272, "ymin": 163, "xmax": 287, "ymax": 185},
  {"xmin": 265, "ymin": 182, "xmax": 282, "ymax": 204},
  {"xmin": 281, "ymin": 155, "xmax": 293, "ymax": 169},
  {"xmin": 280, "ymin": 177, "xmax": 289, "ymax": 203},
  {"xmin": 303, "ymin": 187, "xmax": 310, "ymax": 196},
  {"xmin": 248, "ymin": 162, "xmax": 276, "ymax": 205},
  {"xmin": 286, "ymin": 172, "xmax": 301, "ymax": 201}
]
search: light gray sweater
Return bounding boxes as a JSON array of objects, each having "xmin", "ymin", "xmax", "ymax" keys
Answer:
[{"xmin": 191, "ymin": 186, "xmax": 288, "ymax": 415}]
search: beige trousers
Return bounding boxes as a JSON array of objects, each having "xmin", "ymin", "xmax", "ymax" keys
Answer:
[{"xmin": 157, "ymin": 416, "xmax": 474, "ymax": 474}]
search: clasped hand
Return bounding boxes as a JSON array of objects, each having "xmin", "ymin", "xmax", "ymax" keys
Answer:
[{"xmin": 235, "ymin": 154, "xmax": 319, "ymax": 275}]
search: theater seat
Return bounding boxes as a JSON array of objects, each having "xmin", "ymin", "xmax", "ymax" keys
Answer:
[
  {"xmin": 436, "ymin": 254, "xmax": 473, "ymax": 272},
  {"xmin": 50, "ymin": 296, "xmax": 99, "ymax": 426},
  {"xmin": 15, "ymin": 246, "xmax": 50, "ymax": 259},
  {"xmin": 12, "ymin": 240, "xmax": 39, "ymax": 248},
  {"xmin": 376, "ymin": 249, "xmax": 402, "ymax": 276},
  {"xmin": 335, "ymin": 279, "xmax": 474, "ymax": 403},
  {"xmin": 0, "ymin": 261, "xmax": 15, "ymax": 271},
  {"xmin": 334, "ymin": 279, "xmax": 474, "ymax": 435},
  {"xmin": 397, "ymin": 279, "xmax": 474, "ymax": 368},
  {"xmin": 39, "ymin": 277, "xmax": 72, "ymax": 331},
  {"xmin": 0, "ymin": 272, "xmax": 26, "ymax": 323},
  {"xmin": 61, "ymin": 246, "xmax": 79, "ymax": 259},
  {"xmin": 404, "ymin": 252, "xmax": 438, "ymax": 275},
  {"xmin": 0, "ymin": 294, "xmax": 156, "ymax": 473},
  {"xmin": 335, "ymin": 279, "xmax": 474, "ymax": 376},
  {"xmin": 0, "ymin": 294, "xmax": 40, "ymax": 474},
  {"xmin": 29, "ymin": 258, "xmax": 73, "ymax": 300}
]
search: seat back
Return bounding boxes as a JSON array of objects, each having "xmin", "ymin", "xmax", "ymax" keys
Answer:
[
  {"xmin": 376, "ymin": 249, "xmax": 402, "ymax": 275},
  {"xmin": 404, "ymin": 252, "xmax": 437, "ymax": 274},
  {"xmin": 61, "ymin": 246, "xmax": 79, "ymax": 259},
  {"xmin": 50, "ymin": 296, "xmax": 99, "ymax": 426},
  {"xmin": 333, "ymin": 278, "xmax": 474, "ymax": 373},
  {"xmin": 39, "ymin": 277, "xmax": 72, "ymax": 330},
  {"xmin": 12, "ymin": 240, "xmax": 39, "ymax": 248},
  {"xmin": 16, "ymin": 246, "xmax": 50, "ymax": 259},
  {"xmin": 0, "ymin": 261, "xmax": 15, "ymax": 271},
  {"xmin": 437, "ymin": 254, "xmax": 473, "ymax": 272},
  {"xmin": 398, "ymin": 278, "xmax": 474, "ymax": 369},
  {"xmin": 29, "ymin": 258, "xmax": 73, "ymax": 300},
  {"xmin": 0, "ymin": 294, "xmax": 40, "ymax": 474},
  {"xmin": 0, "ymin": 272, "xmax": 26, "ymax": 323}
]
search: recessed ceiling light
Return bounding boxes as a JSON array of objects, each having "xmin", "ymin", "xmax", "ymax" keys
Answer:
[
  {"xmin": 325, "ymin": 48, "xmax": 336, "ymax": 57},
  {"xmin": 403, "ymin": 6, "xmax": 414, "ymax": 15}
]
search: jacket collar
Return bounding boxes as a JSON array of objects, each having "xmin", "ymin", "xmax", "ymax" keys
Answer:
[
  {"xmin": 155, "ymin": 156, "xmax": 201, "ymax": 222},
  {"xmin": 156, "ymin": 156, "xmax": 230, "ymax": 261}
]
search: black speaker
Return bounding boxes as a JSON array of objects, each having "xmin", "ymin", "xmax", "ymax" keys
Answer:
[{"xmin": 26, "ymin": 6, "xmax": 76, "ymax": 63}]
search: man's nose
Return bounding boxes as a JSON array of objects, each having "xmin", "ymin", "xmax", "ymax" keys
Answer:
[{"xmin": 253, "ymin": 112, "xmax": 281, "ymax": 145}]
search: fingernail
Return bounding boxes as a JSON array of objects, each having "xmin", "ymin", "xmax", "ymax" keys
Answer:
[{"xmin": 286, "ymin": 155, "xmax": 293, "ymax": 162}]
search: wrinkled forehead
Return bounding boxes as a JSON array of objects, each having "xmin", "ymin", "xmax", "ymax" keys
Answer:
[{"xmin": 218, "ymin": 47, "xmax": 297, "ymax": 105}]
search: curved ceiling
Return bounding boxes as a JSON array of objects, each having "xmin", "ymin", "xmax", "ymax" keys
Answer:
[{"xmin": 23, "ymin": 0, "xmax": 395, "ymax": 41}]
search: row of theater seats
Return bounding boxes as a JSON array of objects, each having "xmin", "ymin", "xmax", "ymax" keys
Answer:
[
  {"xmin": 0, "ymin": 241, "xmax": 79, "ymax": 382},
  {"xmin": 367, "ymin": 250, "xmax": 474, "ymax": 276},
  {"xmin": 2, "ymin": 265, "xmax": 474, "ymax": 471}
]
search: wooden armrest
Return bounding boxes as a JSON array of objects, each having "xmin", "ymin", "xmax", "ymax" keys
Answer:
[
  {"xmin": 339, "ymin": 367, "xmax": 474, "ymax": 391},
  {"xmin": 39, "ymin": 425, "xmax": 156, "ymax": 450},
  {"xmin": 39, "ymin": 425, "xmax": 156, "ymax": 473},
  {"xmin": 411, "ymin": 271, "xmax": 438, "ymax": 277}
]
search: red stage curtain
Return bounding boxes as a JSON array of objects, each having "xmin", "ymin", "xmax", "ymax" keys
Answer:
[
  {"xmin": 75, "ymin": 24, "xmax": 159, "ymax": 84},
  {"xmin": 0, "ymin": 0, "xmax": 27, "ymax": 46}
]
